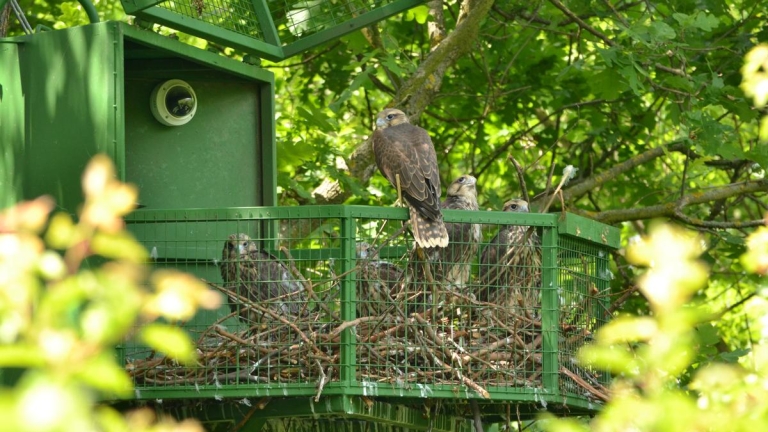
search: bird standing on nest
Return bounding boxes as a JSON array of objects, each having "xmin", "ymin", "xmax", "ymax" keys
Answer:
[
  {"xmin": 431, "ymin": 175, "xmax": 481, "ymax": 288},
  {"xmin": 355, "ymin": 242, "xmax": 403, "ymax": 317},
  {"xmin": 220, "ymin": 233, "xmax": 304, "ymax": 324},
  {"xmin": 478, "ymin": 199, "xmax": 542, "ymax": 313},
  {"xmin": 371, "ymin": 108, "xmax": 449, "ymax": 249}
]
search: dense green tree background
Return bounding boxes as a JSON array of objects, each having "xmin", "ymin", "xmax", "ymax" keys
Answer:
[{"xmin": 4, "ymin": 0, "xmax": 768, "ymax": 426}]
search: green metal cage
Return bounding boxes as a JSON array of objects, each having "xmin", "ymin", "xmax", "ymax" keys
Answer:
[
  {"xmin": 120, "ymin": 0, "xmax": 427, "ymax": 60},
  {"xmin": 122, "ymin": 205, "xmax": 618, "ymax": 421}
]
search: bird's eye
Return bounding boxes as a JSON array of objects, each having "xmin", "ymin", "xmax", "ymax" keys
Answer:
[
  {"xmin": 241, "ymin": 241, "xmax": 248, "ymax": 247},
  {"xmin": 386, "ymin": 114, "xmax": 395, "ymax": 120},
  {"xmin": 510, "ymin": 204, "xmax": 518, "ymax": 210},
  {"xmin": 458, "ymin": 177, "xmax": 465, "ymax": 183}
]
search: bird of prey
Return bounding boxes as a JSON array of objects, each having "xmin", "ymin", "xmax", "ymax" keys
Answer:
[
  {"xmin": 372, "ymin": 108, "xmax": 448, "ymax": 249},
  {"xmin": 478, "ymin": 199, "xmax": 542, "ymax": 313},
  {"xmin": 220, "ymin": 233, "xmax": 304, "ymax": 324},
  {"xmin": 431, "ymin": 175, "xmax": 481, "ymax": 288},
  {"xmin": 355, "ymin": 242, "xmax": 403, "ymax": 317}
]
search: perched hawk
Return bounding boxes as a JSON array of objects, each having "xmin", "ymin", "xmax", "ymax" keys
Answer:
[
  {"xmin": 478, "ymin": 199, "xmax": 542, "ymax": 312},
  {"xmin": 355, "ymin": 242, "xmax": 403, "ymax": 317},
  {"xmin": 220, "ymin": 233, "xmax": 304, "ymax": 323},
  {"xmin": 431, "ymin": 175, "xmax": 481, "ymax": 288},
  {"xmin": 372, "ymin": 108, "xmax": 449, "ymax": 249}
]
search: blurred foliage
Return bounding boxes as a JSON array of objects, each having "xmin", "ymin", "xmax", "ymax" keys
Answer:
[
  {"xmin": 541, "ymin": 221, "xmax": 768, "ymax": 431},
  {"xmin": 0, "ymin": 155, "xmax": 220, "ymax": 431},
  {"xmin": 4, "ymin": 0, "xmax": 768, "ymax": 427}
]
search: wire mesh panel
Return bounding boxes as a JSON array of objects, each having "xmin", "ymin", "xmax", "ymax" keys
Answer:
[
  {"xmin": 122, "ymin": 206, "xmax": 617, "ymax": 415},
  {"xmin": 121, "ymin": 0, "xmax": 427, "ymax": 60},
  {"xmin": 156, "ymin": 0, "xmax": 263, "ymax": 38},
  {"xmin": 557, "ymin": 235, "xmax": 612, "ymax": 399}
]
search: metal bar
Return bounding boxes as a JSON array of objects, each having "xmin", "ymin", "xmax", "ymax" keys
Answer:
[
  {"xmin": 540, "ymin": 225, "xmax": 560, "ymax": 396},
  {"xmin": 130, "ymin": 9, "xmax": 285, "ymax": 61},
  {"xmin": 281, "ymin": 0, "xmax": 426, "ymax": 59},
  {"xmin": 339, "ymin": 208, "xmax": 357, "ymax": 388},
  {"xmin": 251, "ymin": 0, "xmax": 281, "ymax": 46},
  {"xmin": 77, "ymin": 0, "xmax": 100, "ymax": 23}
]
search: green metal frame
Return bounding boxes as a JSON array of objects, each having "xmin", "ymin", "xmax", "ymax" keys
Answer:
[
  {"xmin": 120, "ymin": 0, "xmax": 427, "ymax": 61},
  {"xmin": 123, "ymin": 205, "xmax": 619, "ymax": 419}
]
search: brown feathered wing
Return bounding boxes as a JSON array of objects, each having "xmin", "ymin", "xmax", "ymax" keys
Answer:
[{"xmin": 372, "ymin": 123, "xmax": 448, "ymax": 248}]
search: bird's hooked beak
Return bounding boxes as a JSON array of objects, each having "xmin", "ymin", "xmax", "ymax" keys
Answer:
[
  {"xmin": 376, "ymin": 117, "xmax": 388, "ymax": 129},
  {"xmin": 464, "ymin": 176, "xmax": 477, "ymax": 187}
]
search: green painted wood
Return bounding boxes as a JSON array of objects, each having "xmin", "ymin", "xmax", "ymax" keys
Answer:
[
  {"xmin": 340, "ymin": 211, "xmax": 357, "ymax": 388},
  {"xmin": 0, "ymin": 42, "xmax": 25, "ymax": 209},
  {"xmin": 8, "ymin": 23, "xmax": 120, "ymax": 213},
  {"xmin": 252, "ymin": 0, "xmax": 281, "ymax": 46},
  {"xmin": 120, "ymin": 23, "xmax": 275, "ymax": 82},
  {"xmin": 120, "ymin": 0, "xmax": 166, "ymax": 14},
  {"xmin": 558, "ymin": 212, "xmax": 620, "ymax": 248},
  {"xmin": 540, "ymin": 226, "xmax": 560, "ymax": 396},
  {"xmin": 121, "ymin": 0, "xmax": 427, "ymax": 60},
  {"xmin": 129, "ymin": 7, "xmax": 285, "ymax": 61}
]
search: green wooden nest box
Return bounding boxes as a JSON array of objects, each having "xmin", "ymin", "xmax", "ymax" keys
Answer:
[{"xmin": 1, "ymin": 21, "xmax": 275, "ymax": 212}]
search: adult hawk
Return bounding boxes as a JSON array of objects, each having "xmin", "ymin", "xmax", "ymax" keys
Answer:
[
  {"xmin": 432, "ymin": 175, "xmax": 481, "ymax": 288},
  {"xmin": 478, "ymin": 199, "xmax": 541, "ymax": 312},
  {"xmin": 372, "ymin": 108, "xmax": 448, "ymax": 249},
  {"xmin": 220, "ymin": 233, "xmax": 304, "ymax": 324}
]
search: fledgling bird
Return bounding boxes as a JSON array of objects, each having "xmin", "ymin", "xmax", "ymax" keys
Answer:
[
  {"xmin": 431, "ymin": 175, "xmax": 481, "ymax": 288},
  {"xmin": 478, "ymin": 199, "xmax": 542, "ymax": 312},
  {"xmin": 220, "ymin": 233, "xmax": 304, "ymax": 324},
  {"xmin": 355, "ymin": 242, "xmax": 403, "ymax": 317},
  {"xmin": 371, "ymin": 108, "xmax": 449, "ymax": 249}
]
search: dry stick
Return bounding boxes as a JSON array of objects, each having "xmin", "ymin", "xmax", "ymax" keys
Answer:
[
  {"xmin": 541, "ymin": 169, "xmax": 573, "ymax": 213},
  {"xmin": 470, "ymin": 399, "xmax": 484, "ymax": 432},
  {"xmin": 508, "ymin": 154, "xmax": 529, "ymax": 200},
  {"xmin": 231, "ymin": 405, "xmax": 261, "ymax": 432},
  {"xmin": 280, "ymin": 246, "xmax": 339, "ymax": 321},
  {"xmin": 410, "ymin": 324, "xmax": 491, "ymax": 398},
  {"xmin": 210, "ymin": 283, "xmax": 330, "ymax": 360},
  {"xmin": 559, "ymin": 366, "xmax": 609, "ymax": 402},
  {"xmin": 315, "ymin": 359, "xmax": 329, "ymax": 401}
]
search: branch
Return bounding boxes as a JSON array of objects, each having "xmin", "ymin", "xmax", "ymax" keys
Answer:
[
  {"xmin": 572, "ymin": 179, "xmax": 768, "ymax": 225},
  {"xmin": 537, "ymin": 141, "xmax": 687, "ymax": 206},
  {"xmin": 394, "ymin": 0, "xmax": 496, "ymax": 119},
  {"xmin": 547, "ymin": 0, "xmax": 616, "ymax": 47},
  {"xmin": 308, "ymin": 0, "xmax": 496, "ymax": 205}
]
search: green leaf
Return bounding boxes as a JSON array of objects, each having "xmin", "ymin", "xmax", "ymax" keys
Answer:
[
  {"xmin": 405, "ymin": 5, "xmax": 430, "ymax": 24},
  {"xmin": 591, "ymin": 68, "xmax": 624, "ymax": 99},
  {"xmin": 329, "ymin": 66, "xmax": 372, "ymax": 113},
  {"xmin": 650, "ymin": 21, "xmax": 676, "ymax": 41},
  {"xmin": 746, "ymin": 144, "xmax": 768, "ymax": 168},
  {"xmin": 140, "ymin": 323, "xmax": 197, "ymax": 365},
  {"xmin": 693, "ymin": 12, "xmax": 720, "ymax": 32},
  {"xmin": 74, "ymin": 353, "xmax": 133, "ymax": 397}
]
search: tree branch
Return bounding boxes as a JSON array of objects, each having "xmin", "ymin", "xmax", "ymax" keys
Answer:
[
  {"xmin": 571, "ymin": 179, "xmax": 768, "ymax": 225},
  {"xmin": 308, "ymin": 0, "xmax": 497, "ymax": 205},
  {"xmin": 547, "ymin": 0, "xmax": 616, "ymax": 47}
]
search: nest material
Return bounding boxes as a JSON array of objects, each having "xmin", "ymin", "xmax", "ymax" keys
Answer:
[{"xmin": 126, "ymin": 256, "xmax": 608, "ymax": 403}]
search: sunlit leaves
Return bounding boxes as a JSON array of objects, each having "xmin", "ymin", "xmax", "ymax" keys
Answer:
[
  {"xmin": 140, "ymin": 324, "xmax": 197, "ymax": 365},
  {"xmin": 0, "ymin": 155, "xmax": 218, "ymax": 431}
]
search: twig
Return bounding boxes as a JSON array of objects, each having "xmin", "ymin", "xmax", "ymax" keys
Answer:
[{"xmin": 507, "ymin": 154, "xmax": 529, "ymax": 200}]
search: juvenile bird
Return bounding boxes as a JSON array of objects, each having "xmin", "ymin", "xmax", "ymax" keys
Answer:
[
  {"xmin": 478, "ymin": 199, "xmax": 541, "ymax": 312},
  {"xmin": 432, "ymin": 175, "xmax": 481, "ymax": 288},
  {"xmin": 220, "ymin": 233, "xmax": 304, "ymax": 324},
  {"xmin": 371, "ymin": 108, "xmax": 448, "ymax": 249}
]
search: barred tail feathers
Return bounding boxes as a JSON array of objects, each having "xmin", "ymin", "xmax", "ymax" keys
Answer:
[{"xmin": 408, "ymin": 205, "xmax": 449, "ymax": 248}]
